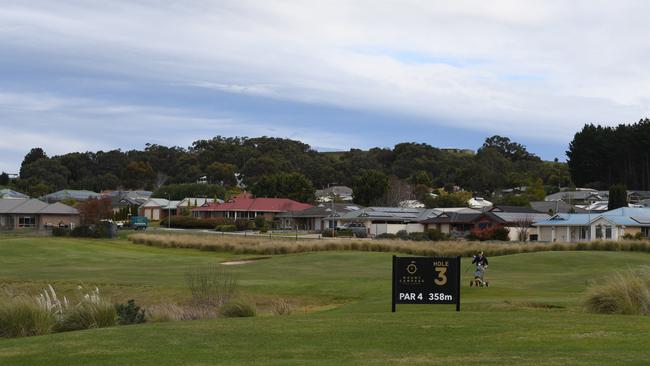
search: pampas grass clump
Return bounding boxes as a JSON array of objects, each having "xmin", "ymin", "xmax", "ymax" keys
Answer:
[{"xmin": 582, "ymin": 267, "xmax": 650, "ymax": 315}]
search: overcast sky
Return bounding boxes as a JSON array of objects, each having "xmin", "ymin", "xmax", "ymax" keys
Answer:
[{"xmin": 1, "ymin": 1, "xmax": 649, "ymax": 173}]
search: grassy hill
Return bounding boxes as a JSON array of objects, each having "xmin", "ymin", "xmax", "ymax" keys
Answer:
[{"xmin": 0, "ymin": 236, "xmax": 649, "ymax": 365}]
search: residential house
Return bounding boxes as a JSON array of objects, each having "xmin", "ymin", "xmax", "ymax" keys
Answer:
[
  {"xmin": 0, "ymin": 189, "xmax": 29, "ymax": 199},
  {"xmin": 139, "ymin": 198, "xmax": 181, "ymax": 220},
  {"xmin": 488, "ymin": 206, "xmax": 550, "ymax": 241},
  {"xmin": 103, "ymin": 190, "xmax": 152, "ymax": 215},
  {"xmin": 468, "ymin": 197, "xmax": 492, "ymax": 210},
  {"xmin": 339, "ymin": 207, "xmax": 440, "ymax": 237},
  {"xmin": 177, "ymin": 197, "xmax": 222, "ymax": 213},
  {"xmin": 533, "ymin": 207, "xmax": 650, "ymax": 242},
  {"xmin": 0, "ymin": 198, "xmax": 79, "ymax": 229},
  {"xmin": 530, "ymin": 200, "xmax": 587, "ymax": 215},
  {"xmin": 315, "ymin": 186, "xmax": 354, "ymax": 202},
  {"xmin": 421, "ymin": 209, "xmax": 491, "ymax": 238},
  {"xmin": 421, "ymin": 206, "xmax": 549, "ymax": 241},
  {"xmin": 191, "ymin": 192, "xmax": 312, "ymax": 221},
  {"xmin": 42, "ymin": 189, "xmax": 101, "ymax": 203},
  {"xmin": 276, "ymin": 203, "xmax": 363, "ymax": 231}
]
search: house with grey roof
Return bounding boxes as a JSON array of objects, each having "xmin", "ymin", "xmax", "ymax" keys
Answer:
[
  {"xmin": 0, "ymin": 198, "xmax": 79, "ymax": 230},
  {"xmin": 339, "ymin": 207, "xmax": 441, "ymax": 237},
  {"xmin": 0, "ymin": 189, "xmax": 29, "ymax": 199},
  {"xmin": 42, "ymin": 189, "xmax": 101, "ymax": 203},
  {"xmin": 138, "ymin": 198, "xmax": 181, "ymax": 221},
  {"xmin": 530, "ymin": 201, "xmax": 587, "ymax": 215},
  {"xmin": 315, "ymin": 186, "xmax": 354, "ymax": 202},
  {"xmin": 533, "ymin": 207, "xmax": 650, "ymax": 242},
  {"xmin": 276, "ymin": 203, "xmax": 363, "ymax": 231}
]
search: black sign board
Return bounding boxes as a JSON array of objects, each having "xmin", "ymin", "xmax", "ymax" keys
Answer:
[{"xmin": 392, "ymin": 256, "xmax": 461, "ymax": 312}]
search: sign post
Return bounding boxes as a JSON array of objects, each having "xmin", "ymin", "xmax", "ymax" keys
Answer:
[{"xmin": 391, "ymin": 255, "xmax": 461, "ymax": 312}]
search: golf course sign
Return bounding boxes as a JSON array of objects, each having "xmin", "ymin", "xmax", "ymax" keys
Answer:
[{"xmin": 392, "ymin": 256, "xmax": 461, "ymax": 312}]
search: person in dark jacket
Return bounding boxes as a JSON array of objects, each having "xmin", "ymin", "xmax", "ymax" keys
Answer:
[{"xmin": 470, "ymin": 251, "xmax": 489, "ymax": 287}]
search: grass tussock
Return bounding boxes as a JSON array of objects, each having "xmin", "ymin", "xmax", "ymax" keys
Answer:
[
  {"xmin": 0, "ymin": 297, "xmax": 56, "ymax": 338},
  {"xmin": 219, "ymin": 300, "xmax": 257, "ymax": 318},
  {"xmin": 270, "ymin": 298, "xmax": 293, "ymax": 316},
  {"xmin": 129, "ymin": 233, "xmax": 650, "ymax": 257},
  {"xmin": 145, "ymin": 303, "xmax": 219, "ymax": 322},
  {"xmin": 582, "ymin": 267, "xmax": 650, "ymax": 315}
]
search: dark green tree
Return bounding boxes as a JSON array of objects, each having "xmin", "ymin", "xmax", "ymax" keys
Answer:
[
  {"xmin": 608, "ymin": 184, "xmax": 628, "ymax": 210},
  {"xmin": 0, "ymin": 172, "xmax": 9, "ymax": 186},
  {"xmin": 352, "ymin": 170, "xmax": 389, "ymax": 206},
  {"xmin": 251, "ymin": 172, "xmax": 315, "ymax": 203},
  {"xmin": 19, "ymin": 148, "xmax": 48, "ymax": 177}
]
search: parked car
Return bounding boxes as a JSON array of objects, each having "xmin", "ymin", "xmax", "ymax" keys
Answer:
[
  {"xmin": 337, "ymin": 222, "xmax": 367, "ymax": 236},
  {"xmin": 130, "ymin": 216, "xmax": 149, "ymax": 230}
]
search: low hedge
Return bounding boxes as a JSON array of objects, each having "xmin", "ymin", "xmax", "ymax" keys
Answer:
[{"xmin": 161, "ymin": 216, "xmax": 234, "ymax": 229}]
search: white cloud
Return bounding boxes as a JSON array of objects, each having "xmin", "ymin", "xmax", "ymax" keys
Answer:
[{"xmin": 1, "ymin": 1, "xmax": 649, "ymax": 156}]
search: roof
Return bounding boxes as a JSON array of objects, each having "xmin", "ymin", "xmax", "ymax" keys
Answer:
[
  {"xmin": 490, "ymin": 211, "xmax": 550, "ymax": 224},
  {"xmin": 490, "ymin": 206, "xmax": 541, "ymax": 214},
  {"xmin": 544, "ymin": 190, "xmax": 604, "ymax": 202},
  {"xmin": 277, "ymin": 203, "xmax": 363, "ymax": 218},
  {"xmin": 315, "ymin": 186, "xmax": 353, "ymax": 198},
  {"xmin": 177, "ymin": 198, "xmax": 223, "ymax": 207},
  {"xmin": 0, "ymin": 199, "xmax": 78, "ymax": 215},
  {"xmin": 192, "ymin": 193, "xmax": 312, "ymax": 213},
  {"xmin": 530, "ymin": 201, "xmax": 587, "ymax": 214},
  {"xmin": 0, "ymin": 189, "xmax": 29, "ymax": 199},
  {"xmin": 421, "ymin": 212, "xmax": 485, "ymax": 225},
  {"xmin": 341, "ymin": 207, "xmax": 439, "ymax": 222},
  {"xmin": 42, "ymin": 189, "xmax": 101, "ymax": 202},
  {"xmin": 534, "ymin": 207, "xmax": 650, "ymax": 227}
]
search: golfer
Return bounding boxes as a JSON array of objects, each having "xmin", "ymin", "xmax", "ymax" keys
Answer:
[{"xmin": 471, "ymin": 251, "xmax": 489, "ymax": 287}]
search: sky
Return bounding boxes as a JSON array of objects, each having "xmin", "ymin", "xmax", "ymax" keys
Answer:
[{"xmin": 1, "ymin": 1, "xmax": 650, "ymax": 174}]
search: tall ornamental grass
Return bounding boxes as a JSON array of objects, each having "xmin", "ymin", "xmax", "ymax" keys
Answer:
[
  {"xmin": 0, "ymin": 297, "xmax": 56, "ymax": 338},
  {"xmin": 582, "ymin": 267, "xmax": 650, "ymax": 315},
  {"xmin": 0, "ymin": 285, "xmax": 117, "ymax": 338},
  {"xmin": 129, "ymin": 233, "xmax": 650, "ymax": 257}
]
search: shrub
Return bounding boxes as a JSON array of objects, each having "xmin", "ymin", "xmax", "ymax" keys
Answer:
[
  {"xmin": 427, "ymin": 229, "xmax": 448, "ymax": 241},
  {"xmin": 468, "ymin": 227, "xmax": 510, "ymax": 241},
  {"xmin": 216, "ymin": 225, "xmax": 237, "ymax": 232},
  {"xmin": 185, "ymin": 265, "xmax": 238, "ymax": 307},
  {"xmin": 270, "ymin": 298, "xmax": 293, "ymax": 316},
  {"xmin": 396, "ymin": 230, "xmax": 409, "ymax": 240},
  {"xmin": 219, "ymin": 300, "xmax": 256, "ymax": 318},
  {"xmin": 71, "ymin": 225, "xmax": 98, "ymax": 238},
  {"xmin": 408, "ymin": 232, "xmax": 428, "ymax": 241},
  {"xmin": 162, "ymin": 216, "xmax": 234, "ymax": 229},
  {"xmin": 0, "ymin": 298, "xmax": 55, "ymax": 338},
  {"xmin": 55, "ymin": 301, "xmax": 117, "ymax": 332},
  {"xmin": 234, "ymin": 219, "xmax": 255, "ymax": 231},
  {"xmin": 52, "ymin": 227, "xmax": 70, "ymax": 237},
  {"xmin": 115, "ymin": 299, "xmax": 146, "ymax": 325},
  {"xmin": 376, "ymin": 233, "xmax": 398, "ymax": 240},
  {"xmin": 354, "ymin": 230, "xmax": 368, "ymax": 239},
  {"xmin": 254, "ymin": 216, "xmax": 266, "ymax": 229},
  {"xmin": 582, "ymin": 267, "xmax": 650, "ymax": 315}
]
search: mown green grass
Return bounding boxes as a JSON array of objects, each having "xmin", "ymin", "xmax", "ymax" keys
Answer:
[{"xmin": 1, "ymin": 236, "xmax": 649, "ymax": 365}]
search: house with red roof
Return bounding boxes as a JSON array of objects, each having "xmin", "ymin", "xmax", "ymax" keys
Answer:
[{"xmin": 191, "ymin": 192, "xmax": 313, "ymax": 221}]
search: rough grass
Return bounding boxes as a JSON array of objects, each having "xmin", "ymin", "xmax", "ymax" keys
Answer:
[
  {"xmin": 0, "ymin": 297, "xmax": 55, "ymax": 338},
  {"xmin": 129, "ymin": 233, "xmax": 650, "ymax": 257},
  {"xmin": 582, "ymin": 267, "xmax": 650, "ymax": 315},
  {"xmin": 219, "ymin": 300, "xmax": 256, "ymax": 318}
]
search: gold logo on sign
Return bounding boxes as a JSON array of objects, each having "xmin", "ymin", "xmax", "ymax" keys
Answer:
[{"xmin": 406, "ymin": 262, "xmax": 417, "ymax": 274}]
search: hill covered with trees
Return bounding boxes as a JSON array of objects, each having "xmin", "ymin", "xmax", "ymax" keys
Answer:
[{"xmin": 4, "ymin": 135, "xmax": 571, "ymax": 203}]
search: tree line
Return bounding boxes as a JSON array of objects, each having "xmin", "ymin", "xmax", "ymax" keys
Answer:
[
  {"xmin": 567, "ymin": 118, "xmax": 650, "ymax": 190},
  {"xmin": 2, "ymin": 135, "xmax": 571, "ymax": 204}
]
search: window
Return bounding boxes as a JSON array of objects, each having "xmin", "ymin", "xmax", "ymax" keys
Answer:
[
  {"xmin": 643, "ymin": 227, "xmax": 650, "ymax": 238},
  {"xmin": 595, "ymin": 225, "xmax": 603, "ymax": 239},
  {"xmin": 18, "ymin": 216, "xmax": 36, "ymax": 228},
  {"xmin": 580, "ymin": 227, "xmax": 590, "ymax": 240},
  {"xmin": 605, "ymin": 226, "xmax": 612, "ymax": 239}
]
